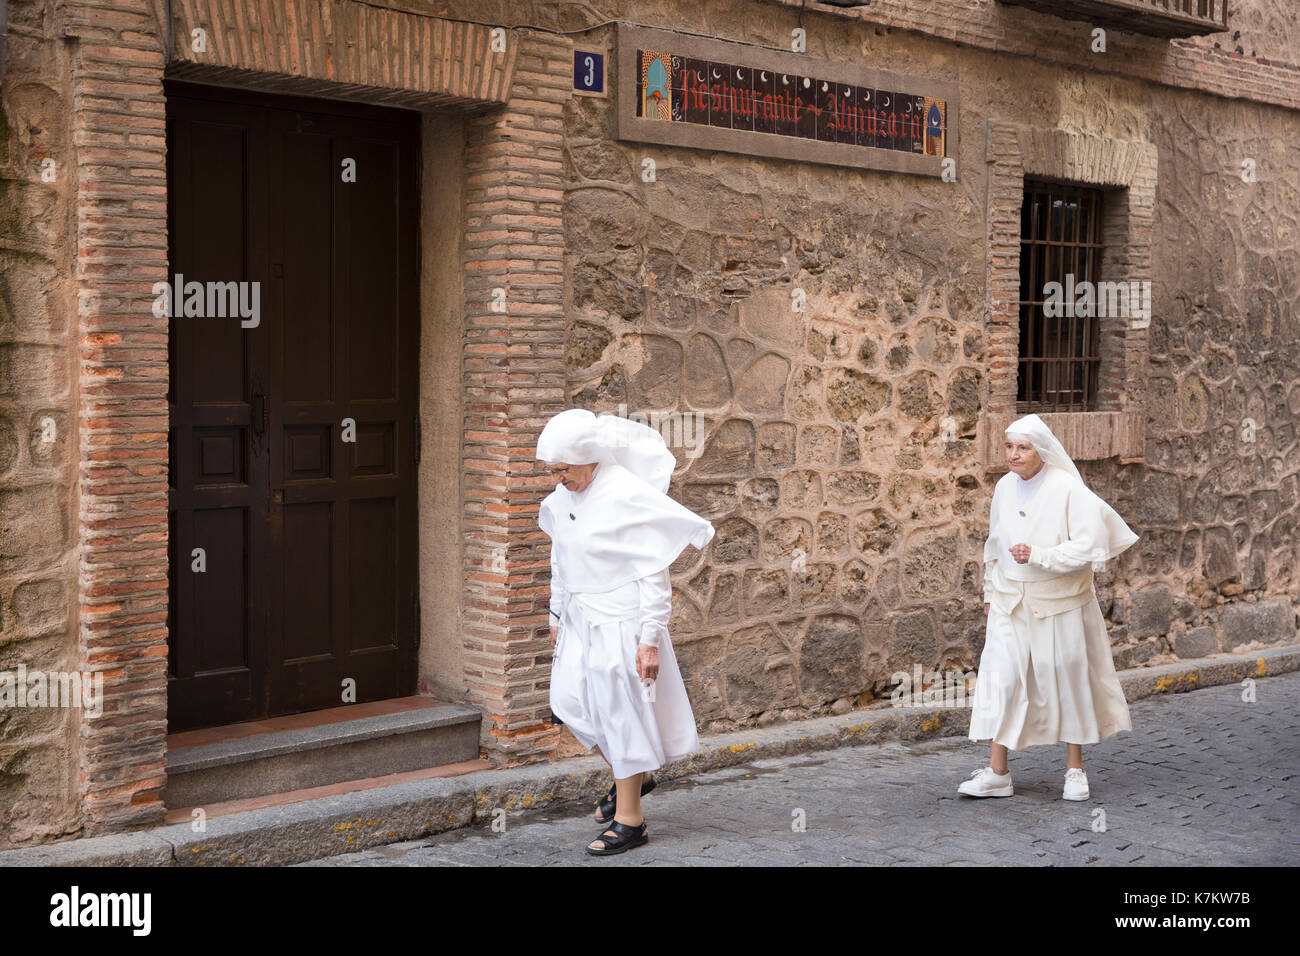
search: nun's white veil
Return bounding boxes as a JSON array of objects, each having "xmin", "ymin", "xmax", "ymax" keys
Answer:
[
  {"xmin": 536, "ymin": 408, "xmax": 714, "ymax": 592},
  {"xmin": 536, "ymin": 408, "xmax": 677, "ymax": 494},
  {"xmin": 1004, "ymin": 413, "xmax": 1084, "ymax": 485},
  {"xmin": 1003, "ymin": 413, "xmax": 1138, "ymax": 569}
]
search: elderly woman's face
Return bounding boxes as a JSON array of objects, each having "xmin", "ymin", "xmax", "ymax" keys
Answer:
[
  {"xmin": 550, "ymin": 462, "xmax": 598, "ymax": 493},
  {"xmin": 1004, "ymin": 439, "xmax": 1043, "ymax": 479}
]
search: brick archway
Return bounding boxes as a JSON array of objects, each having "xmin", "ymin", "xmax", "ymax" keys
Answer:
[{"xmin": 64, "ymin": 0, "xmax": 569, "ymax": 834}]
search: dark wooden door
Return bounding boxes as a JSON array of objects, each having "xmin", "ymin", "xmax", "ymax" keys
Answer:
[{"xmin": 166, "ymin": 83, "xmax": 420, "ymax": 732}]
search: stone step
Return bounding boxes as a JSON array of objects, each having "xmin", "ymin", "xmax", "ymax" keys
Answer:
[{"xmin": 163, "ymin": 704, "xmax": 482, "ymax": 809}]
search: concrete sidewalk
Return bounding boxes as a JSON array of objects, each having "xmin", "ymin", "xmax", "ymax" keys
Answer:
[{"xmin": 3, "ymin": 645, "xmax": 1295, "ymax": 867}]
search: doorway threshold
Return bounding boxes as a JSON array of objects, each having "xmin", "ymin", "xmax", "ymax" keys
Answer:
[
  {"xmin": 164, "ymin": 757, "xmax": 493, "ymax": 824},
  {"xmin": 163, "ymin": 697, "xmax": 483, "ymax": 811}
]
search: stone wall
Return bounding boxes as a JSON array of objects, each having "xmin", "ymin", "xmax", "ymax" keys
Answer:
[
  {"xmin": 0, "ymin": 0, "xmax": 81, "ymax": 846},
  {"xmin": 1111, "ymin": 82, "xmax": 1300, "ymax": 664},
  {"xmin": 1195, "ymin": 0, "xmax": 1300, "ymax": 68},
  {"xmin": 555, "ymin": 7, "xmax": 1299, "ymax": 732}
]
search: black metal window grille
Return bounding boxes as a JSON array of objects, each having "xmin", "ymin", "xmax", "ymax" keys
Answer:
[{"xmin": 1016, "ymin": 181, "xmax": 1106, "ymax": 412}]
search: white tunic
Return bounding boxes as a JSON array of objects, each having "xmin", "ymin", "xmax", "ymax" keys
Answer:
[
  {"xmin": 969, "ymin": 466, "xmax": 1135, "ymax": 749},
  {"xmin": 545, "ymin": 467, "xmax": 702, "ymax": 779}
]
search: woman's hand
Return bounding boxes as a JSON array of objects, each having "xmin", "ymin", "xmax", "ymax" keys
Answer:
[
  {"xmin": 636, "ymin": 643, "xmax": 659, "ymax": 682},
  {"xmin": 984, "ymin": 603, "xmax": 990, "ymax": 617},
  {"xmin": 549, "ymin": 625, "xmax": 558, "ymax": 648},
  {"xmin": 1009, "ymin": 543, "xmax": 1032, "ymax": 564}
]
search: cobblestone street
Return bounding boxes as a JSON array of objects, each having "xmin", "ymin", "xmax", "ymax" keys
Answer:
[{"xmin": 305, "ymin": 672, "xmax": 1300, "ymax": 867}]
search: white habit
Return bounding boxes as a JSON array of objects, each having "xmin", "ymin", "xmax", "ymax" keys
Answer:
[
  {"xmin": 537, "ymin": 410, "xmax": 715, "ymax": 779},
  {"xmin": 969, "ymin": 415, "xmax": 1139, "ymax": 750}
]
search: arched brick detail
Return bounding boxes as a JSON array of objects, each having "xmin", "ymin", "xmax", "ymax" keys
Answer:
[
  {"xmin": 161, "ymin": 0, "xmax": 518, "ymax": 107},
  {"xmin": 980, "ymin": 121, "xmax": 1156, "ymax": 469}
]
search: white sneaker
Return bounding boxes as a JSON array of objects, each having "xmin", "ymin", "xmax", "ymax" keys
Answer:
[
  {"xmin": 957, "ymin": 766, "xmax": 1014, "ymax": 798},
  {"xmin": 1063, "ymin": 768, "xmax": 1090, "ymax": 801}
]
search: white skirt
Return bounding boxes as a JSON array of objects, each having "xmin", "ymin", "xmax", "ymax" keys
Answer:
[
  {"xmin": 550, "ymin": 602, "xmax": 699, "ymax": 779},
  {"xmin": 968, "ymin": 596, "xmax": 1132, "ymax": 750}
]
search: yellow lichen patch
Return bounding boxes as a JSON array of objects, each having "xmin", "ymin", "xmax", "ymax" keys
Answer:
[
  {"xmin": 1257, "ymin": 658, "xmax": 1267, "ymax": 677},
  {"xmin": 727, "ymin": 743, "xmax": 755, "ymax": 754},
  {"xmin": 1154, "ymin": 676, "xmax": 1175, "ymax": 692},
  {"xmin": 921, "ymin": 713, "xmax": 941, "ymax": 732}
]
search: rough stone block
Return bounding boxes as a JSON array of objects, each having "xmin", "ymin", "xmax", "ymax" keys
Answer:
[
  {"xmin": 12, "ymin": 578, "xmax": 67, "ymax": 637},
  {"xmin": 800, "ymin": 614, "xmax": 863, "ymax": 701},
  {"xmin": 1203, "ymin": 527, "xmax": 1240, "ymax": 588},
  {"xmin": 1176, "ymin": 626, "xmax": 1218, "ymax": 659},
  {"xmin": 888, "ymin": 610, "xmax": 937, "ymax": 666},
  {"xmin": 1129, "ymin": 584, "xmax": 1173, "ymax": 638},
  {"xmin": 1173, "ymin": 597, "xmax": 1198, "ymax": 623},
  {"xmin": 1220, "ymin": 600, "xmax": 1296, "ymax": 651},
  {"xmin": 1112, "ymin": 639, "xmax": 1157, "ymax": 669},
  {"xmin": 0, "ymin": 486, "xmax": 67, "ymax": 568}
]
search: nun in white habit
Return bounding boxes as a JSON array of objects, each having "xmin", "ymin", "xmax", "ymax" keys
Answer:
[
  {"xmin": 961, "ymin": 414, "xmax": 1138, "ymax": 802},
  {"xmin": 536, "ymin": 408, "xmax": 715, "ymax": 855}
]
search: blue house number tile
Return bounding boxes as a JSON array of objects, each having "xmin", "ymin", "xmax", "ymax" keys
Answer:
[{"xmin": 574, "ymin": 50, "xmax": 605, "ymax": 93}]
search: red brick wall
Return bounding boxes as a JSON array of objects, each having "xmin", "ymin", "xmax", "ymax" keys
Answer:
[
  {"xmin": 460, "ymin": 29, "xmax": 572, "ymax": 762},
  {"xmin": 63, "ymin": 0, "xmax": 171, "ymax": 835}
]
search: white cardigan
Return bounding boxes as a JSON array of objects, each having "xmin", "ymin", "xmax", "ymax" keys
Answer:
[{"xmin": 983, "ymin": 466, "xmax": 1139, "ymax": 618}]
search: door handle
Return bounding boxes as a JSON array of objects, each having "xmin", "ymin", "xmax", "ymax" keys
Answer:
[{"xmin": 252, "ymin": 390, "xmax": 266, "ymax": 436}]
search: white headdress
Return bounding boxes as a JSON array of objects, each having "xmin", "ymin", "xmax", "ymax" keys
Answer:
[
  {"xmin": 1004, "ymin": 413, "xmax": 1084, "ymax": 485},
  {"xmin": 536, "ymin": 408, "xmax": 714, "ymax": 593},
  {"xmin": 535, "ymin": 408, "xmax": 676, "ymax": 494}
]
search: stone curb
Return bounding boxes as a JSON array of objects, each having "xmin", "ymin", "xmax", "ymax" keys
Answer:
[{"xmin": 3, "ymin": 644, "xmax": 1295, "ymax": 867}]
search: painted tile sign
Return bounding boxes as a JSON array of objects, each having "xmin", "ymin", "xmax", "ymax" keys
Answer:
[{"xmin": 618, "ymin": 25, "xmax": 957, "ymax": 177}]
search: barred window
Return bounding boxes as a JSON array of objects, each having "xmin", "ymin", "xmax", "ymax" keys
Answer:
[{"xmin": 1017, "ymin": 181, "xmax": 1106, "ymax": 412}]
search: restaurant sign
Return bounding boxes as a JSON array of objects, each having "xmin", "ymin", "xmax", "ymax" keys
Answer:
[{"xmin": 616, "ymin": 25, "xmax": 958, "ymax": 178}]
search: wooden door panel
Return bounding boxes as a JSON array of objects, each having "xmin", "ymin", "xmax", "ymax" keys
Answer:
[
  {"xmin": 342, "ymin": 136, "xmax": 402, "ymax": 402},
  {"xmin": 279, "ymin": 128, "xmax": 337, "ymax": 404},
  {"xmin": 189, "ymin": 507, "xmax": 251, "ymax": 671},
  {"xmin": 348, "ymin": 496, "xmax": 398, "ymax": 653},
  {"xmin": 280, "ymin": 501, "xmax": 334, "ymax": 663},
  {"xmin": 166, "ymin": 92, "xmax": 270, "ymax": 731},
  {"xmin": 265, "ymin": 99, "xmax": 419, "ymax": 716}
]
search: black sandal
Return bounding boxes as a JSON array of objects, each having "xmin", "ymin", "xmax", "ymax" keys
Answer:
[
  {"xmin": 586, "ymin": 819, "xmax": 648, "ymax": 856},
  {"xmin": 594, "ymin": 774, "xmax": 657, "ymax": 825}
]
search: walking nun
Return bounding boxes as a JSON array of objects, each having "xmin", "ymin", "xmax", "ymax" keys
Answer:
[
  {"xmin": 537, "ymin": 408, "xmax": 715, "ymax": 855},
  {"xmin": 961, "ymin": 414, "xmax": 1139, "ymax": 801}
]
